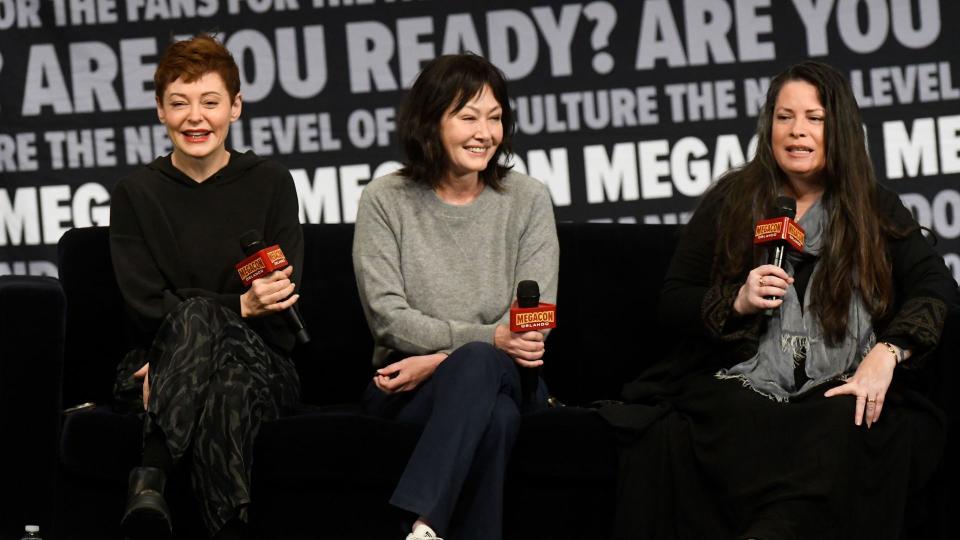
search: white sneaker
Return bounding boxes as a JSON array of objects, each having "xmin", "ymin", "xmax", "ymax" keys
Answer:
[
  {"xmin": 405, "ymin": 524, "xmax": 443, "ymax": 540},
  {"xmin": 405, "ymin": 531, "xmax": 443, "ymax": 540}
]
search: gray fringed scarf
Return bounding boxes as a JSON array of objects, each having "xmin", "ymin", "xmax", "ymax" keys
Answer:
[{"xmin": 716, "ymin": 198, "xmax": 876, "ymax": 401}]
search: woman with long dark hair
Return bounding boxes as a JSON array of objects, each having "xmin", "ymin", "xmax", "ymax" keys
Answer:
[
  {"xmin": 352, "ymin": 53, "xmax": 559, "ymax": 540},
  {"xmin": 604, "ymin": 60, "xmax": 957, "ymax": 539}
]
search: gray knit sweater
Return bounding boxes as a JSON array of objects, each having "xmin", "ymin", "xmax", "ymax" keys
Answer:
[{"xmin": 353, "ymin": 170, "xmax": 560, "ymax": 367}]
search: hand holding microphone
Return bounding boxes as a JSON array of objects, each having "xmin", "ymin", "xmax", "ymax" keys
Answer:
[
  {"xmin": 734, "ymin": 197, "xmax": 804, "ymax": 316},
  {"xmin": 236, "ymin": 230, "xmax": 310, "ymax": 344},
  {"xmin": 500, "ymin": 280, "xmax": 556, "ymax": 404},
  {"xmin": 494, "ymin": 325, "xmax": 546, "ymax": 367},
  {"xmin": 496, "ymin": 280, "xmax": 557, "ymax": 366},
  {"xmin": 735, "ymin": 265, "xmax": 795, "ymax": 316},
  {"xmin": 241, "ymin": 266, "xmax": 298, "ymax": 316}
]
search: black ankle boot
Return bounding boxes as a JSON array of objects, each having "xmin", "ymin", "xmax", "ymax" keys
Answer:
[{"xmin": 121, "ymin": 466, "xmax": 172, "ymax": 540}]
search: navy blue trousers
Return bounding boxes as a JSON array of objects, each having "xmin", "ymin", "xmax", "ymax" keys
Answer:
[{"xmin": 363, "ymin": 342, "xmax": 547, "ymax": 540}]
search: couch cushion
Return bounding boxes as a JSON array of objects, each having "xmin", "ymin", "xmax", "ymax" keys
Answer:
[
  {"xmin": 546, "ymin": 223, "xmax": 682, "ymax": 405},
  {"xmin": 0, "ymin": 276, "xmax": 65, "ymax": 539},
  {"xmin": 253, "ymin": 407, "xmax": 420, "ymax": 488},
  {"xmin": 511, "ymin": 407, "xmax": 617, "ymax": 480},
  {"xmin": 60, "ymin": 406, "xmax": 141, "ymax": 479},
  {"xmin": 294, "ymin": 224, "xmax": 374, "ymax": 407},
  {"xmin": 58, "ymin": 228, "xmax": 134, "ymax": 408}
]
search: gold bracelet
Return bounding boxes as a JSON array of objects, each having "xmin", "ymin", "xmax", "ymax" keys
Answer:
[{"xmin": 880, "ymin": 341, "xmax": 902, "ymax": 364}]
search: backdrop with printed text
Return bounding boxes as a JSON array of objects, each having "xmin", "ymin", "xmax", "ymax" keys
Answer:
[{"xmin": 2, "ymin": 0, "xmax": 958, "ymax": 282}]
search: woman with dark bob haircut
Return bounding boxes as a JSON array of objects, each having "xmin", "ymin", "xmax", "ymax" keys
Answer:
[
  {"xmin": 110, "ymin": 33, "xmax": 302, "ymax": 540},
  {"xmin": 353, "ymin": 53, "xmax": 559, "ymax": 540},
  {"xmin": 602, "ymin": 60, "xmax": 958, "ymax": 539}
]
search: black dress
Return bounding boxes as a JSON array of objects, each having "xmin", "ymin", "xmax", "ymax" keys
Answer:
[
  {"xmin": 109, "ymin": 150, "xmax": 302, "ymax": 534},
  {"xmin": 601, "ymin": 185, "xmax": 957, "ymax": 540}
]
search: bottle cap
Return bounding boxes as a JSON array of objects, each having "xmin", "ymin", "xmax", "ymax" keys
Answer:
[{"xmin": 25, "ymin": 525, "xmax": 40, "ymax": 532}]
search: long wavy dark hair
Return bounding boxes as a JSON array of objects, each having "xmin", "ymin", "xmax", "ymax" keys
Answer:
[
  {"xmin": 711, "ymin": 61, "xmax": 903, "ymax": 345},
  {"xmin": 396, "ymin": 53, "xmax": 515, "ymax": 190}
]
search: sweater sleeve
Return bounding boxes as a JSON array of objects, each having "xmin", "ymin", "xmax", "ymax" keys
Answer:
[
  {"xmin": 109, "ymin": 179, "xmax": 183, "ymax": 337},
  {"xmin": 353, "ymin": 184, "xmax": 459, "ymax": 356},
  {"xmin": 658, "ymin": 190, "xmax": 761, "ymax": 343},
  {"xmin": 502, "ymin": 180, "xmax": 560, "ymax": 324},
  {"xmin": 876, "ymin": 188, "xmax": 958, "ymax": 361}
]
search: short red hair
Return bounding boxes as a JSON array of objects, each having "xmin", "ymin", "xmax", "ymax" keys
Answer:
[{"xmin": 154, "ymin": 33, "xmax": 240, "ymax": 101}]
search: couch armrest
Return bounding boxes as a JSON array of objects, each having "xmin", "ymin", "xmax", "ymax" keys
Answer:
[
  {"xmin": 913, "ymin": 303, "xmax": 960, "ymax": 539},
  {"xmin": 0, "ymin": 275, "xmax": 65, "ymax": 538},
  {"xmin": 927, "ymin": 305, "xmax": 959, "ymax": 410}
]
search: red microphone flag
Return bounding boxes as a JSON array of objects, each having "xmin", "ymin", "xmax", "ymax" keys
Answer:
[
  {"xmin": 509, "ymin": 302, "xmax": 557, "ymax": 333},
  {"xmin": 235, "ymin": 245, "xmax": 288, "ymax": 286},
  {"xmin": 753, "ymin": 217, "xmax": 805, "ymax": 252}
]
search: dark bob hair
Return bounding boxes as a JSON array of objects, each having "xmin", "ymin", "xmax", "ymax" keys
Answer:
[
  {"xmin": 396, "ymin": 53, "xmax": 515, "ymax": 190},
  {"xmin": 154, "ymin": 33, "xmax": 241, "ymax": 102}
]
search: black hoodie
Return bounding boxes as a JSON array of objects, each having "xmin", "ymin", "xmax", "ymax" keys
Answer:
[{"xmin": 109, "ymin": 149, "xmax": 304, "ymax": 353}]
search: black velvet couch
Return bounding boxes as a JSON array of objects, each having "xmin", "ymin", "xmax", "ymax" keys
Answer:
[{"xmin": 1, "ymin": 222, "xmax": 957, "ymax": 540}]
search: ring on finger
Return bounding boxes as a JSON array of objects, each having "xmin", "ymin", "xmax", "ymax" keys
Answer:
[{"xmin": 758, "ymin": 277, "xmax": 766, "ymax": 287}]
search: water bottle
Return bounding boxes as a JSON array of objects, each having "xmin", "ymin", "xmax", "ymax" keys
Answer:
[{"xmin": 20, "ymin": 525, "xmax": 42, "ymax": 540}]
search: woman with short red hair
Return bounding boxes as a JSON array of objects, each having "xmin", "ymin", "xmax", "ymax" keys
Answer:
[{"xmin": 110, "ymin": 33, "xmax": 303, "ymax": 540}]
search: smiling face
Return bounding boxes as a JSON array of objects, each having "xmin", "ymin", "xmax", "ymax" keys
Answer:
[
  {"xmin": 156, "ymin": 72, "xmax": 241, "ymax": 169},
  {"xmin": 439, "ymin": 84, "xmax": 503, "ymax": 183},
  {"xmin": 771, "ymin": 80, "xmax": 826, "ymax": 187}
]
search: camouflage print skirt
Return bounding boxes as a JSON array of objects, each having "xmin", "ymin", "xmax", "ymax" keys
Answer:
[{"xmin": 119, "ymin": 297, "xmax": 300, "ymax": 535}]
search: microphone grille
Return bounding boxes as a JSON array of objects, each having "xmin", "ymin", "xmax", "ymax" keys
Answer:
[
  {"xmin": 517, "ymin": 280, "xmax": 540, "ymax": 308},
  {"xmin": 239, "ymin": 229, "xmax": 266, "ymax": 256},
  {"xmin": 773, "ymin": 196, "xmax": 797, "ymax": 220}
]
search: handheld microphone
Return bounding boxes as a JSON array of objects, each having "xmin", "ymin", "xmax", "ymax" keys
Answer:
[
  {"xmin": 509, "ymin": 280, "xmax": 557, "ymax": 404},
  {"xmin": 509, "ymin": 280, "xmax": 557, "ymax": 333},
  {"xmin": 753, "ymin": 197, "xmax": 805, "ymax": 316},
  {"xmin": 236, "ymin": 230, "xmax": 310, "ymax": 345}
]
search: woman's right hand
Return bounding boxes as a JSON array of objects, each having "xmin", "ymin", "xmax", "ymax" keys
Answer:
[
  {"xmin": 241, "ymin": 265, "xmax": 299, "ymax": 318},
  {"xmin": 732, "ymin": 264, "xmax": 795, "ymax": 316},
  {"xmin": 495, "ymin": 324, "xmax": 546, "ymax": 367},
  {"xmin": 133, "ymin": 363, "xmax": 150, "ymax": 410},
  {"xmin": 374, "ymin": 353, "xmax": 447, "ymax": 393}
]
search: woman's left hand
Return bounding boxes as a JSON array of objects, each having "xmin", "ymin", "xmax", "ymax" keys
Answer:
[
  {"xmin": 240, "ymin": 265, "xmax": 299, "ymax": 318},
  {"xmin": 494, "ymin": 324, "xmax": 546, "ymax": 367},
  {"xmin": 823, "ymin": 343, "xmax": 898, "ymax": 427},
  {"xmin": 373, "ymin": 353, "xmax": 448, "ymax": 393}
]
